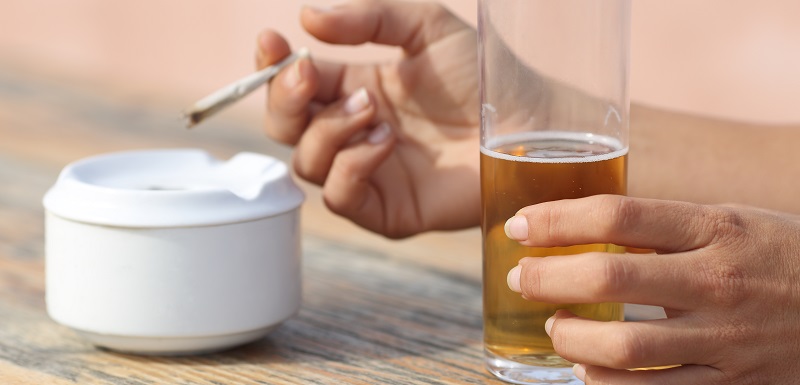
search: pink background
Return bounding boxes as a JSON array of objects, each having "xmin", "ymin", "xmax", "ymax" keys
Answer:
[{"xmin": 1, "ymin": 0, "xmax": 799, "ymax": 123}]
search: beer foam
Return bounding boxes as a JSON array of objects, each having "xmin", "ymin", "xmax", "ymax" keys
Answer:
[{"xmin": 481, "ymin": 131, "xmax": 628, "ymax": 164}]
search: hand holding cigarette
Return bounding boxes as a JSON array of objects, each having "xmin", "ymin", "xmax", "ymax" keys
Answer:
[{"xmin": 183, "ymin": 47, "xmax": 310, "ymax": 128}]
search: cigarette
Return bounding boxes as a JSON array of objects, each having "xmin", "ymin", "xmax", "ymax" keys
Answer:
[{"xmin": 183, "ymin": 47, "xmax": 311, "ymax": 128}]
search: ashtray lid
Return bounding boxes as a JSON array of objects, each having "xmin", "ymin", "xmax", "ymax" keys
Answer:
[{"xmin": 43, "ymin": 149, "xmax": 304, "ymax": 228}]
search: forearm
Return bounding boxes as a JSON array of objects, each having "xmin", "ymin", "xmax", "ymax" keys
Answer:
[{"xmin": 629, "ymin": 104, "xmax": 800, "ymax": 214}]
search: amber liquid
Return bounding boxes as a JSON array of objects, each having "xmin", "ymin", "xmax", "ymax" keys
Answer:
[{"xmin": 481, "ymin": 132, "xmax": 627, "ymax": 367}]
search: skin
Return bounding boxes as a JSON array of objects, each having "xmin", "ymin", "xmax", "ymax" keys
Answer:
[
  {"xmin": 255, "ymin": 0, "xmax": 800, "ymax": 383},
  {"xmin": 506, "ymin": 196, "xmax": 800, "ymax": 384},
  {"xmin": 629, "ymin": 107, "xmax": 800, "ymax": 214},
  {"xmin": 256, "ymin": 0, "xmax": 481, "ymax": 239}
]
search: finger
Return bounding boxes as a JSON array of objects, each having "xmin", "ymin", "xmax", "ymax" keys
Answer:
[
  {"xmin": 255, "ymin": 30, "xmax": 319, "ymax": 145},
  {"xmin": 256, "ymin": 29, "xmax": 347, "ymax": 103},
  {"xmin": 505, "ymin": 195, "xmax": 726, "ymax": 253},
  {"xmin": 322, "ymin": 123, "xmax": 397, "ymax": 235},
  {"xmin": 577, "ymin": 363, "xmax": 723, "ymax": 385},
  {"xmin": 255, "ymin": 29, "xmax": 291, "ymax": 70},
  {"xmin": 510, "ymin": 252, "xmax": 700, "ymax": 310},
  {"xmin": 256, "ymin": 30, "xmax": 351, "ymax": 145},
  {"xmin": 301, "ymin": 0, "xmax": 469, "ymax": 55},
  {"xmin": 547, "ymin": 310, "xmax": 716, "ymax": 369},
  {"xmin": 293, "ymin": 88, "xmax": 377, "ymax": 185}
]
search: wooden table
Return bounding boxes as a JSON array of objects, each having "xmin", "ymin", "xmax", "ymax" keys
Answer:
[
  {"xmin": 0, "ymin": 62, "xmax": 498, "ymax": 385},
  {"xmin": 0, "ymin": 64, "xmax": 661, "ymax": 385}
]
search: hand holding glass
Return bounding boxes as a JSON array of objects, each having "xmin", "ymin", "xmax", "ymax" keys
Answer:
[{"xmin": 479, "ymin": 1, "xmax": 631, "ymax": 383}]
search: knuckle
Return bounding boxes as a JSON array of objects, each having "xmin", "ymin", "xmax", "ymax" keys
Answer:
[
  {"xmin": 321, "ymin": 180, "xmax": 355, "ymax": 217},
  {"xmin": 291, "ymin": 153, "xmax": 324, "ymax": 185},
  {"xmin": 708, "ymin": 207, "xmax": 749, "ymax": 244},
  {"xmin": 519, "ymin": 259, "xmax": 546, "ymax": 300},
  {"xmin": 589, "ymin": 255, "xmax": 634, "ymax": 299},
  {"xmin": 697, "ymin": 258, "xmax": 750, "ymax": 309},
  {"xmin": 330, "ymin": 153, "xmax": 359, "ymax": 183},
  {"xmin": 322, "ymin": 191, "xmax": 350, "ymax": 221},
  {"xmin": 699, "ymin": 232, "xmax": 752, "ymax": 308},
  {"xmin": 694, "ymin": 207, "xmax": 755, "ymax": 308},
  {"xmin": 601, "ymin": 195, "xmax": 639, "ymax": 236},
  {"xmin": 291, "ymin": 155, "xmax": 308, "ymax": 179},
  {"xmin": 608, "ymin": 327, "xmax": 648, "ymax": 368},
  {"xmin": 714, "ymin": 263, "xmax": 748, "ymax": 301},
  {"xmin": 541, "ymin": 205, "xmax": 559, "ymax": 244}
]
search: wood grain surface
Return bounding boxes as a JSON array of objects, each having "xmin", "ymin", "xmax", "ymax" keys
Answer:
[
  {"xmin": 0, "ymin": 63, "xmax": 663, "ymax": 384},
  {"xmin": 0, "ymin": 64, "xmax": 499, "ymax": 385}
]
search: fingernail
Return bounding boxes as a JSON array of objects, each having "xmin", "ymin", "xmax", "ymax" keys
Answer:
[
  {"xmin": 283, "ymin": 60, "xmax": 303, "ymax": 89},
  {"xmin": 544, "ymin": 315, "xmax": 554, "ymax": 336},
  {"xmin": 306, "ymin": 2, "xmax": 347, "ymax": 13},
  {"xmin": 344, "ymin": 87, "xmax": 370, "ymax": 114},
  {"xmin": 504, "ymin": 216, "xmax": 529, "ymax": 241},
  {"xmin": 506, "ymin": 265, "xmax": 521, "ymax": 293},
  {"xmin": 368, "ymin": 122, "xmax": 392, "ymax": 144},
  {"xmin": 573, "ymin": 364, "xmax": 586, "ymax": 381}
]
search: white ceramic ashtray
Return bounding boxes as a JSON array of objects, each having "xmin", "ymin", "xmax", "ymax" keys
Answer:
[{"xmin": 43, "ymin": 149, "xmax": 304, "ymax": 355}]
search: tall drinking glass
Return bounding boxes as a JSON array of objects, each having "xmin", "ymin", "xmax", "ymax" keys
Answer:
[{"xmin": 479, "ymin": 1, "xmax": 631, "ymax": 383}]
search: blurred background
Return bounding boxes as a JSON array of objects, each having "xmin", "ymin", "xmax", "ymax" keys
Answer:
[
  {"xmin": 1, "ymin": 0, "xmax": 799, "ymax": 277},
  {"xmin": 2, "ymin": 0, "xmax": 799, "ymax": 124}
]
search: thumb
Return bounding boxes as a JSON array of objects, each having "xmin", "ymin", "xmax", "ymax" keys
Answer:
[{"xmin": 300, "ymin": 0, "xmax": 469, "ymax": 55}]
